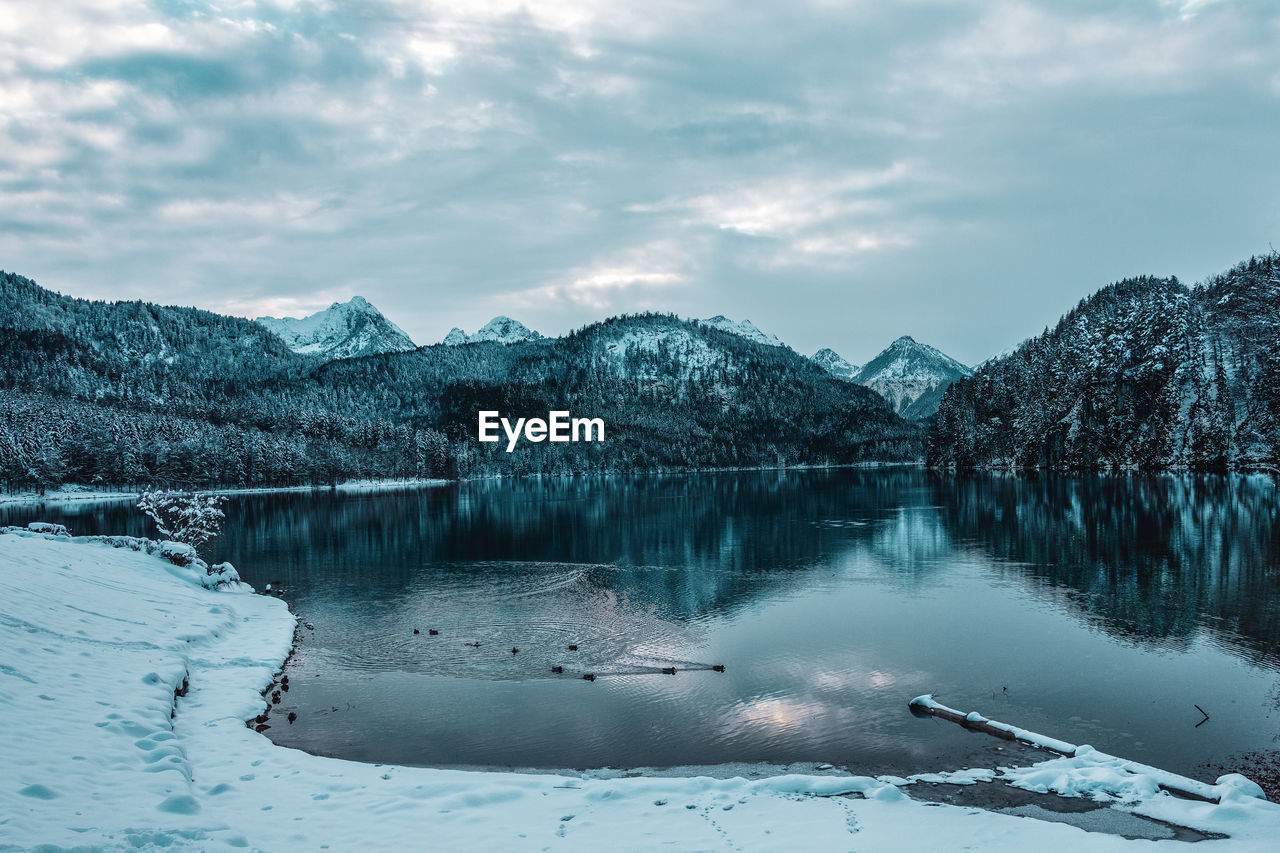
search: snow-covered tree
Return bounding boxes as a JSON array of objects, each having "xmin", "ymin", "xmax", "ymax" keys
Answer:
[{"xmin": 137, "ymin": 490, "xmax": 225, "ymax": 554}]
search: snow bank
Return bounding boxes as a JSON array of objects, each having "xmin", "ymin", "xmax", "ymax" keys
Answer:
[
  {"xmin": 0, "ymin": 478, "xmax": 452, "ymax": 508},
  {"xmin": 1001, "ymin": 749, "xmax": 1273, "ymax": 841},
  {"xmin": 3, "ymin": 532, "xmax": 1278, "ymax": 852},
  {"xmin": 25, "ymin": 521, "xmax": 69, "ymax": 536},
  {"xmin": 5, "ymin": 527, "xmax": 246, "ymax": 591},
  {"xmin": 910, "ymin": 694, "xmax": 1262, "ymax": 805}
]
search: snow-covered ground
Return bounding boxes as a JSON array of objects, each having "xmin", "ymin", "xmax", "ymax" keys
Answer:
[
  {"xmin": 0, "ymin": 478, "xmax": 452, "ymax": 508},
  {"xmin": 2, "ymin": 528, "xmax": 1277, "ymax": 851}
]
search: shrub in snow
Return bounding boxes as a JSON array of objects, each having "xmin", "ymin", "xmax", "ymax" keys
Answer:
[
  {"xmin": 206, "ymin": 562, "xmax": 242, "ymax": 588},
  {"xmin": 95, "ymin": 535, "xmax": 241, "ymax": 589},
  {"xmin": 158, "ymin": 541, "xmax": 198, "ymax": 567},
  {"xmin": 137, "ymin": 490, "xmax": 225, "ymax": 556},
  {"xmin": 26, "ymin": 522, "xmax": 69, "ymax": 536}
]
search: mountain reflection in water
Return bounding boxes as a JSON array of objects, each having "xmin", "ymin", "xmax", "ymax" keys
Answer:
[{"xmin": 6, "ymin": 470, "xmax": 1278, "ymax": 775}]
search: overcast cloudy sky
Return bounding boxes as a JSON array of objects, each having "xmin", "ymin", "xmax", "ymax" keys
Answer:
[{"xmin": 2, "ymin": 0, "xmax": 1277, "ymax": 364}]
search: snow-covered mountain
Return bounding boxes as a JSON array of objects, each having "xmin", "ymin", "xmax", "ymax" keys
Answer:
[
  {"xmin": 442, "ymin": 316, "xmax": 542, "ymax": 345},
  {"xmin": 598, "ymin": 317, "xmax": 725, "ymax": 382},
  {"xmin": 855, "ymin": 336, "xmax": 971, "ymax": 420},
  {"xmin": 810, "ymin": 347, "xmax": 860, "ymax": 381},
  {"xmin": 699, "ymin": 316, "xmax": 786, "ymax": 348},
  {"xmin": 256, "ymin": 297, "xmax": 415, "ymax": 360}
]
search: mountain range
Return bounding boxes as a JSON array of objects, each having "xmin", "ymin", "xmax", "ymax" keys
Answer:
[
  {"xmin": 253, "ymin": 300, "xmax": 972, "ymax": 419},
  {"xmin": 0, "ymin": 274, "xmax": 918, "ymax": 491},
  {"xmin": 10, "ymin": 249, "xmax": 1273, "ymax": 488}
]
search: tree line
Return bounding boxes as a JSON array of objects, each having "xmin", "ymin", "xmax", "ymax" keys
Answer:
[
  {"xmin": 929, "ymin": 254, "xmax": 1280, "ymax": 470},
  {"xmin": 1, "ymin": 274, "xmax": 918, "ymax": 491}
]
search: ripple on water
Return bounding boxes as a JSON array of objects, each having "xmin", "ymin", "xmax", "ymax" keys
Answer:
[{"xmin": 325, "ymin": 561, "xmax": 712, "ymax": 681}]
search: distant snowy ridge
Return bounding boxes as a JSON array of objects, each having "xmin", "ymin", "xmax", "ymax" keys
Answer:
[
  {"xmin": 442, "ymin": 316, "xmax": 543, "ymax": 345},
  {"xmin": 256, "ymin": 296, "xmax": 416, "ymax": 360},
  {"xmin": 978, "ymin": 338, "xmax": 1030, "ymax": 368},
  {"xmin": 855, "ymin": 336, "xmax": 972, "ymax": 420},
  {"xmin": 442, "ymin": 314, "xmax": 783, "ymax": 349},
  {"xmin": 699, "ymin": 315, "xmax": 786, "ymax": 348},
  {"xmin": 810, "ymin": 347, "xmax": 860, "ymax": 381}
]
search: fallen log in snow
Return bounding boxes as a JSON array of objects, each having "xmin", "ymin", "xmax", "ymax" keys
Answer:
[{"xmin": 907, "ymin": 694, "xmax": 1262, "ymax": 805}]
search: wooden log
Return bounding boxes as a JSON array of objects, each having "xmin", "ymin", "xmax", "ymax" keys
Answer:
[
  {"xmin": 909, "ymin": 697, "xmax": 1072, "ymax": 755},
  {"xmin": 907, "ymin": 694, "xmax": 1221, "ymax": 803}
]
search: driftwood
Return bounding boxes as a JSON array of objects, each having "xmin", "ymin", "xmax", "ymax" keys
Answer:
[
  {"xmin": 909, "ymin": 696, "xmax": 1074, "ymax": 756},
  {"xmin": 908, "ymin": 694, "xmax": 1221, "ymax": 803}
]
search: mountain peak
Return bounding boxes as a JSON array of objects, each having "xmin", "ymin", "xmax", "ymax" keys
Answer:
[
  {"xmin": 855, "ymin": 337, "xmax": 970, "ymax": 420},
  {"xmin": 443, "ymin": 316, "xmax": 542, "ymax": 345},
  {"xmin": 810, "ymin": 347, "xmax": 860, "ymax": 381},
  {"xmin": 256, "ymin": 296, "xmax": 415, "ymax": 360},
  {"xmin": 698, "ymin": 315, "xmax": 785, "ymax": 348}
]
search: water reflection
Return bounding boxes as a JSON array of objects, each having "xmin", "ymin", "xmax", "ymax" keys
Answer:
[
  {"xmin": 932, "ymin": 472, "xmax": 1280, "ymax": 666},
  {"xmin": 4, "ymin": 470, "xmax": 1278, "ymax": 774}
]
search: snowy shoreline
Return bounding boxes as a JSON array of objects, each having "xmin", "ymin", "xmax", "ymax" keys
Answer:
[
  {"xmin": 0, "ymin": 464, "xmax": 925, "ymax": 510},
  {"xmin": 3, "ymin": 528, "xmax": 1278, "ymax": 851},
  {"xmin": 0, "ymin": 477, "xmax": 454, "ymax": 508}
]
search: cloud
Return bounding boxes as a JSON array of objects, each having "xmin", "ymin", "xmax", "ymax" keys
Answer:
[
  {"xmin": 514, "ymin": 269, "xmax": 685, "ymax": 310},
  {"xmin": 628, "ymin": 164, "xmax": 924, "ymax": 267},
  {"xmin": 1, "ymin": 0, "xmax": 1278, "ymax": 364},
  {"xmin": 635, "ymin": 166, "xmax": 908, "ymax": 237},
  {"xmin": 891, "ymin": 0, "xmax": 1268, "ymax": 103},
  {"xmin": 502, "ymin": 241, "xmax": 693, "ymax": 312}
]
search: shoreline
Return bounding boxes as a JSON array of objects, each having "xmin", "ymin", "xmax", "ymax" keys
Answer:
[
  {"xmin": 0, "ymin": 461, "xmax": 928, "ymax": 508},
  {"xmin": 9, "ymin": 460, "xmax": 1278, "ymax": 512},
  {"xmin": 3, "ymin": 528, "xmax": 1277, "ymax": 849},
  {"xmin": 0, "ymin": 477, "xmax": 455, "ymax": 508}
]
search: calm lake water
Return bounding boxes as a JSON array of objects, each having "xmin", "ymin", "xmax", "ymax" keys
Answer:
[{"xmin": 6, "ymin": 470, "xmax": 1280, "ymax": 778}]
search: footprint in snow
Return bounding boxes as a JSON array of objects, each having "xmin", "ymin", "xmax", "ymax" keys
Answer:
[{"xmin": 18, "ymin": 784, "xmax": 58, "ymax": 800}]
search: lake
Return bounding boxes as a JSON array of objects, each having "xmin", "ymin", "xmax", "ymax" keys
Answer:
[{"xmin": 5, "ymin": 470, "xmax": 1279, "ymax": 778}]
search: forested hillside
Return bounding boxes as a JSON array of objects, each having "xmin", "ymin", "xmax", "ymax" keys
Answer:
[
  {"xmin": 0, "ymin": 273, "xmax": 918, "ymax": 491},
  {"xmin": 315, "ymin": 314, "xmax": 918, "ymax": 474},
  {"xmin": 929, "ymin": 254, "xmax": 1280, "ymax": 470},
  {"xmin": 0, "ymin": 272, "xmax": 453, "ymax": 489}
]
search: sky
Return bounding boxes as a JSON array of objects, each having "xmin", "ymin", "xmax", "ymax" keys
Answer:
[{"xmin": 1, "ymin": 0, "xmax": 1278, "ymax": 366}]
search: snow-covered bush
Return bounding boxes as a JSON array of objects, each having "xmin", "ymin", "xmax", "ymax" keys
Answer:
[
  {"xmin": 158, "ymin": 540, "xmax": 198, "ymax": 567},
  {"xmin": 91, "ymin": 535, "xmax": 241, "ymax": 589},
  {"xmin": 26, "ymin": 522, "xmax": 69, "ymax": 536},
  {"xmin": 137, "ymin": 490, "xmax": 226, "ymax": 556},
  {"xmin": 205, "ymin": 562, "xmax": 242, "ymax": 589}
]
